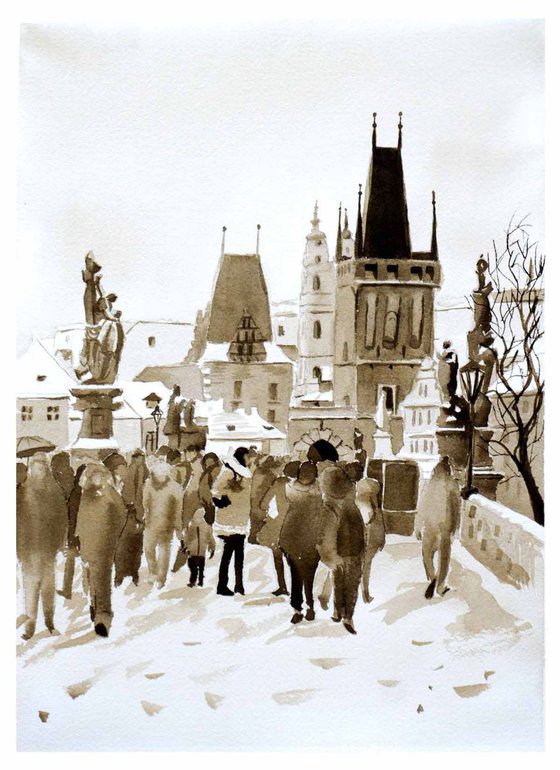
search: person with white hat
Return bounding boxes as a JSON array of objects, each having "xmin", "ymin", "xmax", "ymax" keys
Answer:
[{"xmin": 212, "ymin": 446, "xmax": 252, "ymax": 596}]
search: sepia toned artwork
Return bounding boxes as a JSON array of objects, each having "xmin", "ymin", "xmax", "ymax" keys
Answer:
[{"xmin": 16, "ymin": 19, "xmax": 544, "ymax": 752}]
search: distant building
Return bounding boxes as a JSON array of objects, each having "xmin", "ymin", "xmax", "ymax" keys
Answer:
[
  {"xmin": 195, "ymin": 399, "xmax": 286, "ymax": 457},
  {"xmin": 190, "ymin": 229, "xmax": 294, "ymax": 431},
  {"xmin": 271, "ymin": 299, "xmax": 299, "ymax": 361},
  {"xmin": 16, "ymin": 338, "xmax": 75, "ymax": 448},
  {"xmin": 119, "ymin": 321, "xmax": 195, "ymax": 380},
  {"xmin": 398, "ymin": 357, "xmax": 441, "ymax": 478}
]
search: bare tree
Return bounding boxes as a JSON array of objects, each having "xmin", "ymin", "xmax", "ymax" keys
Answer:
[{"xmin": 484, "ymin": 215, "xmax": 545, "ymax": 525}]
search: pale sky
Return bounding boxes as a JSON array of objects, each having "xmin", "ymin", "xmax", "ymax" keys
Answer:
[{"xmin": 17, "ymin": 20, "xmax": 544, "ymax": 353}]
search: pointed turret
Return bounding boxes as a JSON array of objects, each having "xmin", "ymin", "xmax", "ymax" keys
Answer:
[
  {"xmin": 221, "ymin": 225, "xmax": 227, "ymax": 256},
  {"xmin": 431, "ymin": 191, "xmax": 438, "ymax": 259},
  {"xmin": 397, "ymin": 111, "xmax": 403, "ymax": 150},
  {"xmin": 372, "ymin": 112, "xmax": 377, "ymax": 149},
  {"xmin": 335, "ymin": 203, "xmax": 343, "ymax": 262},
  {"xmin": 355, "ymin": 184, "xmax": 363, "ymax": 258},
  {"xmin": 256, "ymin": 224, "xmax": 261, "ymax": 256}
]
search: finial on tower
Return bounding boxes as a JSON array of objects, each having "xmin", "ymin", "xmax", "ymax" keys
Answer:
[
  {"xmin": 256, "ymin": 224, "xmax": 261, "ymax": 256},
  {"xmin": 398, "ymin": 111, "xmax": 403, "ymax": 150},
  {"xmin": 221, "ymin": 225, "xmax": 227, "ymax": 256},
  {"xmin": 335, "ymin": 202, "xmax": 343, "ymax": 261},
  {"xmin": 372, "ymin": 112, "xmax": 377, "ymax": 148},
  {"xmin": 311, "ymin": 200, "xmax": 320, "ymax": 229},
  {"xmin": 431, "ymin": 191, "xmax": 438, "ymax": 259},
  {"xmin": 355, "ymin": 183, "xmax": 363, "ymax": 258}
]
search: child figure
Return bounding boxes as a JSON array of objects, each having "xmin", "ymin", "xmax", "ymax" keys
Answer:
[{"xmin": 184, "ymin": 508, "xmax": 216, "ymax": 587}]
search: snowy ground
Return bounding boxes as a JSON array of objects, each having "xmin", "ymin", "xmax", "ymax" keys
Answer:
[{"xmin": 17, "ymin": 536, "xmax": 543, "ymax": 751}]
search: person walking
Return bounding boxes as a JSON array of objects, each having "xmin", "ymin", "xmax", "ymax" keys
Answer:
[
  {"xmin": 58, "ymin": 464, "xmax": 86, "ymax": 600},
  {"xmin": 318, "ymin": 466, "xmax": 365, "ymax": 635},
  {"xmin": 198, "ymin": 452, "xmax": 222, "ymax": 525},
  {"xmin": 76, "ymin": 463, "xmax": 127, "ymax": 637},
  {"xmin": 415, "ymin": 456, "xmax": 461, "ymax": 599},
  {"xmin": 345, "ymin": 462, "xmax": 386, "ymax": 604},
  {"xmin": 17, "ymin": 453, "xmax": 67, "ymax": 640},
  {"xmin": 257, "ymin": 460, "xmax": 300, "ymax": 596},
  {"xmin": 279, "ymin": 461, "xmax": 324, "ymax": 624},
  {"xmin": 248, "ymin": 455, "xmax": 278, "ymax": 544},
  {"xmin": 213, "ymin": 446, "xmax": 252, "ymax": 596},
  {"xmin": 142, "ymin": 459, "xmax": 183, "ymax": 588},
  {"xmin": 184, "ymin": 508, "xmax": 216, "ymax": 587},
  {"xmin": 50, "ymin": 451, "xmax": 75, "ymax": 501}
]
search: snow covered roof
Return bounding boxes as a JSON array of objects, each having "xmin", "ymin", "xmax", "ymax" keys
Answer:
[
  {"xmin": 208, "ymin": 406, "xmax": 285, "ymax": 441},
  {"xmin": 16, "ymin": 338, "xmax": 77, "ymax": 398},
  {"xmin": 199, "ymin": 341, "xmax": 293, "ymax": 365},
  {"xmin": 300, "ymin": 389, "xmax": 334, "ymax": 403}
]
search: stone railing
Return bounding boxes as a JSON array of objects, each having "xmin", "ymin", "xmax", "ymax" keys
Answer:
[{"xmin": 460, "ymin": 494, "xmax": 544, "ymax": 589}]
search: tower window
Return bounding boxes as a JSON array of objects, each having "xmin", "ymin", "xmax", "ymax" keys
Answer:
[
  {"xmin": 387, "ymin": 265, "xmax": 399, "ymax": 278},
  {"xmin": 267, "ymin": 409, "xmax": 276, "ymax": 423},
  {"xmin": 312, "ymin": 366, "xmax": 322, "ymax": 381},
  {"xmin": 268, "ymin": 382, "xmax": 278, "ymax": 402},
  {"xmin": 313, "ymin": 320, "xmax": 322, "ymax": 339},
  {"xmin": 426, "ymin": 266, "xmax": 435, "ymax": 281},
  {"xmin": 344, "ymin": 395, "xmax": 351, "ymax": 407},
  {"xmin": 233, "ymin": 380, "xmax": 242, "ymax": 399},
  {"xmin": 342, "ymin": 341, "xmax": 349, "ymax": 362},
  {"xmin": 315, "ymin": 255, "xmax": 321, "ymax": 264},
  {"xmin": 411, "ymin": 266, "xmax": 423, "ymax": 280},
  {"xmin": 148, "ymin": 336, "xmax": 156, "ymax": 347},
  {"xmin": 278, "ymin": 325, "xmax": 285, "ymax": 337},
  {"xmin": 312, "ymin": 274, "xmax": 321, "ymax": 291},
  {"xmin": 380, "ymin": 386, "xmax": 395, "ymax": 413}
]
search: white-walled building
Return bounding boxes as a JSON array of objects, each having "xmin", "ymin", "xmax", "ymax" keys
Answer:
[{"xmin": 398, "ymin": 357, "xmax": 441, "ymax": 478}]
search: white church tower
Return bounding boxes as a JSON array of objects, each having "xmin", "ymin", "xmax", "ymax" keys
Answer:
[{"xmin": 293, "ymin": 202, "xmax": 335, "ymax": 403}]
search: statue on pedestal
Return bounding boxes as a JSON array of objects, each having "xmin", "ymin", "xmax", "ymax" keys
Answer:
[{"xmin": 75, "ymin": 252, "xmax": 124, "ymax": 385}]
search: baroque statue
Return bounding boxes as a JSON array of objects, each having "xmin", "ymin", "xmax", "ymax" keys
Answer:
[{"xmin": 75, "ymin": 252, "xmax": 125, "ymax": 385}]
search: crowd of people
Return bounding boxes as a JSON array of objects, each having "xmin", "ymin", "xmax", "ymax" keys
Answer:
[{"xmin": 16, "ymin": 442, "xmax": 462, "ymax": 641}]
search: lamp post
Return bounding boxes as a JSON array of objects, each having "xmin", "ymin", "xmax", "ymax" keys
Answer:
[
  {"xmin": 151, "ymin": 405, "xmax": 163, "ymax": 450},
  {"xmin": 143, "ymin": 392, "xmax": 163, "ymax": 452},
  {"xmin": 459, "ymin": 364, "xmax": 484, "ymax": 499}
]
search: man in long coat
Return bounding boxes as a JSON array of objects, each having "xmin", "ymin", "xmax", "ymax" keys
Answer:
[{"xmin": 17, "ymin": 453, "xmax": 67, "ymax": 640}]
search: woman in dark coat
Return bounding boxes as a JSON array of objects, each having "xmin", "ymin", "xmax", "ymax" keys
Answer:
[
  {"xmin": 107, "ymin": 454, "xmax": 144, "ymax": 587},
  {"xmin": 279, "ymin": 462, "xmax": 324, "ymax": 624}
]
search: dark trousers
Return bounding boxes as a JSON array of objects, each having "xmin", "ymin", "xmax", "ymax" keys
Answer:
[
  {"xmin": 218, "ymin": 534, "xmax": 245, "ymax": 591},
  {"xmin": 333, "ymin": 556, "xmax": 362, "ymax": 621},
  {"xmin": 272, "ymin": 546, "xmax": 288, "ymax": 592},
  {"xmin": 287, "ymin": 555, "xmax": 319, "ymax": 613},
  {"xmin": 188, "ymin": 555, "xmax": 205, "ymax": 586}
]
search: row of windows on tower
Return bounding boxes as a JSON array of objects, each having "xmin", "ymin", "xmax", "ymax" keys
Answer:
[
  {"xmin": 411, "ymin": 409, "xmax": 433, "ymax": 426},
  {"xmin": 410, "ymin": 439, "xmax": 436, "ymax": 455}
]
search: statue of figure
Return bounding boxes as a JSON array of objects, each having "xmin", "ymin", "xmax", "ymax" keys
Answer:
[
  {"xmin": 75, "ymin": 253, "xmax": 124, "ymax": 385},
  {"xmin": 82, "ymin": 252, "xmax": 103, "ymax": 325},
  {"xmin": 473, "ymin": 256, "xmax": 493, "ymax": 333},
  {"xmin": 163, "ymin": 385, "xmax": 186, "ymax": 449},
  {"xmin": 437, "ymin": 340, "xmax": 459, "ymax": 403}
]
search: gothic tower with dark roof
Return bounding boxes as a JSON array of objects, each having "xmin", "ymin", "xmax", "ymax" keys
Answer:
[{"xmin": 332, "ymin": 113, "xmax": 441, "ymax": 436}]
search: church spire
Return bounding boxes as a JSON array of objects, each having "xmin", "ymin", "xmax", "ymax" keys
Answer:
[
  {"xmin": 355, "ymin": 184, "xmax": 363, "ymax": 258},
  {"xmin": 311, "ymin": 200, "xmax": 320, "ymax": 231},
  {"xmin": 372, "ymin": 112, "xmax": 377, "ymax": 149},
  {"xmin": 335, "ymin": 203, "xmax": 342, "ymax": 261},
  {"xmin": 431, "ymin": 191, "xmax": 438, "ymax": 259},
  {"xmin": 397, "ymin": 111, "xmax": 403, "ymax": 150},
  {"xmin": 342, "ymin": 208, "xmax": 351, "ymax": 238}
]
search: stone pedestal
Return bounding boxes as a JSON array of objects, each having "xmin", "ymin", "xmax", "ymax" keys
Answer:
[
  {"xmin": 436, "ymin": 422, "xmax": 503, "ymax": 496},
  {"xmin": 70, "ymin": 385, "xmax": 123, "ymax": 457}
]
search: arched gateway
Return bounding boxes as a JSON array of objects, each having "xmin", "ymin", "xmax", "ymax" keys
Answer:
[{"xmin": 292, "ymin": 427, "xmax": 355, "ymax": 462}]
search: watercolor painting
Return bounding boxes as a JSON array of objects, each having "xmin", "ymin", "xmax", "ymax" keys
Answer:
[{"xmin": 16, "ymin": 19, "xmax": 544, "ymax": 751}]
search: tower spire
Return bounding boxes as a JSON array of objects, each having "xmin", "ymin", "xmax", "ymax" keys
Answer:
[
  {"xmin": 355, "ymin": 184, "xmax": 363, "ymax": 258},
  {"xmin": 256, "ymin": 223, "xmax": 261, "ymax": 256},
  {"xmin": 372, "ymin": 112, "xmax": 377, "ymax": 149},
  {"xmin": 397, "ymin": 111, "xmax": 403, "ymax": 150},
  {"xmin": 311, "ymin": 200, "xmax": 320, "ymax": 230},
  {"xmin": 335, "ymin": 203, "xmax": 342, "ymax": 261},
  {"xmin": 221, "ymin": 225, "xmax": 227, "ymax": 256},
  {"xmin": 431, "ymin": 191, "xmax": 438, "ymax": 259}
]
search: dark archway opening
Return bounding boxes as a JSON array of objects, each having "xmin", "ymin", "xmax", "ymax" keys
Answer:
[{"xmin": 307, "ymin": 439, "xmax": 339, "ymax": 463}]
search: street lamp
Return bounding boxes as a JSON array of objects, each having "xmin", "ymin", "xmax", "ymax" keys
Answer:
[
  {"xmin": 143, "ymin": 392, "xmax": 163, "ymax": 452},
  {"xmin": 459, "ymin": 363, "xmax": 485, "ymax": 499}
]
